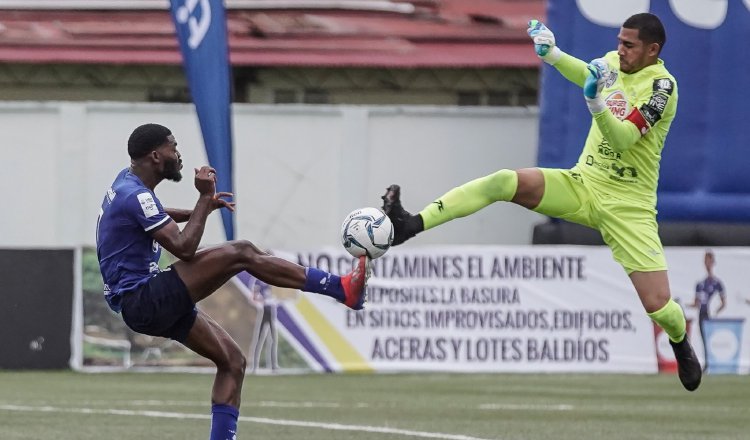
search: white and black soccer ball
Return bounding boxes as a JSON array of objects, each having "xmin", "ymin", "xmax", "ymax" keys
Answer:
[{"xmin": 341, "ymin": 207, "xmax": 393, "ymax": 259}]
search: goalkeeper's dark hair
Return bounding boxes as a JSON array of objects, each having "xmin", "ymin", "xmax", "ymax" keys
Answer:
[
  {"xmin": 624, "ymin": 13, "xmax": 666, "ymax": 54},
  {"xmin": 128, "ymin": 123, "xmax": 172, "ymax": 159}
]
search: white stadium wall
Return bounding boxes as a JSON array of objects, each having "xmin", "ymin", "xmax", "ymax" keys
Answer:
[{"xmin": 0, "ymin": 102, "xmax": 545, "ymax": 249}]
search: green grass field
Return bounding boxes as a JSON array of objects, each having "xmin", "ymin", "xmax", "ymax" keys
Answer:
[{"xmin": 0, "ymin": 371, "xmax": 747, "ymax": 440}]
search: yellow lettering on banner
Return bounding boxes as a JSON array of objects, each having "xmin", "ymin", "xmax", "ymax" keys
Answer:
[{"xmin": 295, "ymin": 296, "xmax": 373, "ymax": 372}]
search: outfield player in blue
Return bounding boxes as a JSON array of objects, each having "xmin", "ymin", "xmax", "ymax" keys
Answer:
[
  {"xmin": 96, "ymin": 123, "xmax": 369, "ymax": 440},
  {"xmin": 689, "ymin": 250, "xmax": 727, "ymax": 371}
]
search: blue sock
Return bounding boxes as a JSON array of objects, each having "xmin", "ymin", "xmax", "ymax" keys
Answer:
[
  {"xmin": 303, "ymin": 267, "xmax": 345, "ymax": 302},
  {"xmin": 210, "ymin": 404, "xmax": 239, "ymax": 440}
]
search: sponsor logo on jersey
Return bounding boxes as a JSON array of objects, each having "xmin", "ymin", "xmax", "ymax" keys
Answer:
[
  {"xmin": 639, "ymin": 104, "xmax": 662, "ymax": 126},
  {"xmin": 137, "ymin": 192, "xmax": 159, "ymax": 218},
  {"xmin": 648, "ymin": 93, "xmax": 668, "ymax": 114},
  {"xmin": 653, "ymin": 78, "xmax": 674, "ymax": 95},
  {"xmin": 604, "ymin": 70, "xmax": 618, "ymax": 88},
  {"xmin": 612, "ymin": 164, "xmax": 638, "ymax": 178},
  {"xmin": 605, "ymin": 91, "xmax": 629, "ymax": 120},
  {"xmin": 597, "ymin": 142, "xmax": 621, "ymax": 160},
  {"xmin": 106, "ymin": 188, "xmax": 116, "ymax": 203},
  {"xmin": 585, "ymin": 154, "xmax": 610, "ymax": 171}
]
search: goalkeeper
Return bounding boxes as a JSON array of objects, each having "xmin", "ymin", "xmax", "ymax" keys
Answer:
[{"xmin": 381, "ymin": 13, "xmax": 701, "ymax": 391}]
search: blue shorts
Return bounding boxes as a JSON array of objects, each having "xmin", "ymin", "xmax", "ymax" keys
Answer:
[{"xmin": 121, "ymin": 266, "xmax": 197, "ymax": 342}]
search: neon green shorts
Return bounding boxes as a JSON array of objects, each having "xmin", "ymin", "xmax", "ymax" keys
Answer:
[{"xmin": 532, "ymin": 168, "xmax": 666, "ymax": 273}]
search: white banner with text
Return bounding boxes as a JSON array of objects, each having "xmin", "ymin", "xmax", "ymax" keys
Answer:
[{"xmin": 273, "ymin": 246, "xmax": 750, "ymax": 374}]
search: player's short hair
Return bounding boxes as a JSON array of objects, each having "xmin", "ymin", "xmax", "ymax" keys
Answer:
[
  {"xmin": 623, "ymin": 13, "xmax": 666, "ymax": 54},
  {"xmin": 128, "ymin": 123, "xmax": 172, "ymax": 159}
]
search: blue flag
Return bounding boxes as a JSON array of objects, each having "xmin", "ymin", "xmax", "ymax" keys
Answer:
[{"xmin": 170, "ymin": 0, "xmax": 235, "ymax": 240}]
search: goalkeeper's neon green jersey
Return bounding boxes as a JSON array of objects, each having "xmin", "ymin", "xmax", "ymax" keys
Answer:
[{"xmin": 556, "ymin": 51, "xmax": 678, "ymax": 208}]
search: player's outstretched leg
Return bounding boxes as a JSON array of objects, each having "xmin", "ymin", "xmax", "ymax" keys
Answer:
[
  {"xmin": 645, "ymin": 287, "xmax": 702, "ymax": 391},
  {"xmin": 381, "ymin": 171, "xmax": 519, "ymax": 246},
  {"xmin": 669, "ymin": 335, "xmax": 702, "ymax": 391},
  {"xmin": 381, "ymin": 184, "xmax": 423, "ymax": 246},
  {"xmin": 300, "ymin": 255, "xmax": 371, "ymax": 311},
  {"xmin": 339, "ymin": 255, "xmax": 370, "ymax": 310},
  {"xmin": 174, "ymin": 242, "xmax": 371, "ymax": 310}
]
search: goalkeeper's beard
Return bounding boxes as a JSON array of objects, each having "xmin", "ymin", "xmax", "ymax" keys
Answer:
[{"xmin": 619, "ymin": 54, "xmax": 649, "ymax": 74}]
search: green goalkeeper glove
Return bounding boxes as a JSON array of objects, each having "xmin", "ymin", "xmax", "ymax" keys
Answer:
[
  {"xmin": 584, "ymin": 58, "xmax": 610, "ymax": 114},
  {"xmin": 527, "ymin": 20, "xmax": 561, "ymax": 64}
]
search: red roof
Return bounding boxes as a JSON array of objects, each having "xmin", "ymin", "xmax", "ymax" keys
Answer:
[{"xmin": 0, "ymin": 1, "xmax": 546, "ymax": 68}]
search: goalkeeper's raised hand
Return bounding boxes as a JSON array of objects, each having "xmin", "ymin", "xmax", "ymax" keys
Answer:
[
  {"xmin": 583, "ymin": 58, "xmax": 610, "ymax": 114},
  {"xmin": 527, "ymin": 20, "xmax": 561, "ymax": 64}
]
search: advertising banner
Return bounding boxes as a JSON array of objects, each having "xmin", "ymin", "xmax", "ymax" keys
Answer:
[
  {"xmin": 279, "ymin": 246, "xmax": 750, "ymax": 374},
  {"xmin": 79, "ymin": 246, "xmax": 750, "ymax": 374},
  {"xmin": 284, "ymin": 246, "xmax": 652, "ymax": 373},
  {"xmin": 702, "ymin": 318, "xmax": 744, "ymax": 374}
]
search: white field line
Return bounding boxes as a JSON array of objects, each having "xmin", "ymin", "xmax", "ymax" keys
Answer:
[
  {"xmin": 0, "ymin": 404, "xmax": 498, "ymax": 440},
  {"xmin": 478, "ymin": 403, "xmax": 574, "ymax": 411},
  {"xmin": 125, "ymin": 399, "xmax": 368, "ymax": 408}
]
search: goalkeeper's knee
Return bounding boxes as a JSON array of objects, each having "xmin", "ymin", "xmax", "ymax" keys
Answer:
[{"xmin": 464, "ymin": 169, "xmax": 518, "ymax": 203}]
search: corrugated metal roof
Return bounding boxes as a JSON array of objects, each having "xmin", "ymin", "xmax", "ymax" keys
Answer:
[{"xmin": 0, "ymin": 1, "xmax": 545, "ymax": 68}]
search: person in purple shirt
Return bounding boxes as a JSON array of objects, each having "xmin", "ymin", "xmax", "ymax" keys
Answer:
[
  {"xmin": 249, "ymin": 278, "xmax": 279, "ymax": 373},
  {"xmin": 688, "ymin": 250, "xmax": 727, "ymax": 371},
  {"xmin": 96, "ymin": 123, "xmax": 369, "ymax": 440}
]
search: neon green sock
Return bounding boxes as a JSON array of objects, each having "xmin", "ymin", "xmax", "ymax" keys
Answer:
[
  {"xmin": 419, "ymin": 169, "xmax": 518, "ymax": 230},
  {"xmin": 648, "ymin": 299, "xmax": 686, "ymax": 343}
]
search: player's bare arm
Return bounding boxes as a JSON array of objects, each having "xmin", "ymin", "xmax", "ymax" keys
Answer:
[
  {"xmin": 152, "ymin": 166, "xmax": 230, "ymax": 261},
  {"xmin": 166, "ymin": 194, "xmax": 235, "ymax": 223},
  {"xmin": 165, "ymin": 208, "xmax": 192, "ymax": 222}
]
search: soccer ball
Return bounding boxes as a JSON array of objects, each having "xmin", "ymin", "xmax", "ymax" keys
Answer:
[{"xmin": 341, "ymin": 207, "xmax": 393, "ymax": 259}]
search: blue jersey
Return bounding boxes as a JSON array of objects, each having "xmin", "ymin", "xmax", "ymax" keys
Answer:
[
  {"xmin": 695, "ymin": 276, "xmax": 725, "ymax": 320},
  {"xmin": 96, "ymin": 168, "xmax": 172, "ymax": 312}
]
